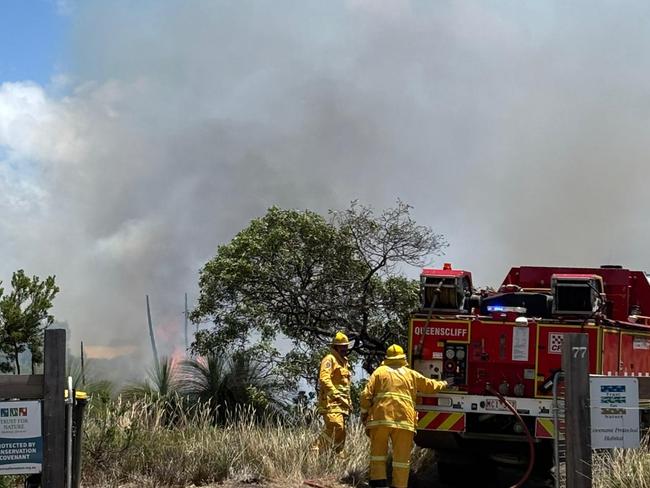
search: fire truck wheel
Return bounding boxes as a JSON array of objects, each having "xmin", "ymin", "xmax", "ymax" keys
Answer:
[
  {"xmin": 533, "ymin": 442, "xmax": 554, "ymax": 474},
  {"xmin": 437, "ymin": 458, "xmax": 496, "ymax": 486},
  {"xmin": 436, "ymin": 461, "xmax": 455, "ymax": 485}
]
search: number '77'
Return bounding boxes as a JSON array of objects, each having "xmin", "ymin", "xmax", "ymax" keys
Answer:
[{"xmin": 572, "ymin": 346, "xmax": 587, "ymax": 359}]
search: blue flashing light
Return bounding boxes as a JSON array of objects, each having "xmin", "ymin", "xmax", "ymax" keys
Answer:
[
  {"xmin": 487, "ymin": 305, "xmax": 507, "ymax": 312},
  {"xmin": 487, "ymin": 305, "xmax": 527, "ymax": 313}
]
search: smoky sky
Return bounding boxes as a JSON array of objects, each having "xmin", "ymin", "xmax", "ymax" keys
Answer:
[{"xmin": 1, "ymin": 0, "xmax": 650, "ymax": 378}]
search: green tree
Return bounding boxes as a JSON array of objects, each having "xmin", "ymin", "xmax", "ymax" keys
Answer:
[
  {"xmin": 0, "ymin": 270, "xmax": 59, "ymax": 374},
  {"xmin": 192, "ymin": 201, "xmax": 445, "ymax": 380}
]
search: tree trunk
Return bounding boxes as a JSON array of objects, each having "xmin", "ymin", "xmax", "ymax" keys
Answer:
[{"xmin": 13, "ymin": 347, "xmax": 20, "ymax": 375}]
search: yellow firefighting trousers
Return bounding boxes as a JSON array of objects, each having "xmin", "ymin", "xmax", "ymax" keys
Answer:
[
  {"xmin": 369, "ymin": 426, "xmax": 414, "ymax": 488},
  {"xmin": 319, "ymin": 412, "xmax": 346, "ymax": 452}
]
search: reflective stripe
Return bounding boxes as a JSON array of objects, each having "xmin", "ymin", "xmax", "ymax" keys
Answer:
[
  {"xmin": 360, "ymin": 408, "xmax": 368, "ymax": 414},
  {"xmin": 366, "ymin": 420, "xmax": 416, "ymax": 432},
  {"xmin": 375, "ymin": 392, "xmax": 413, "ymax": 404},
  {"xmin": 370, "ymin": 455, "xmax": 388, "ymax": 462},
  {"xmin": 392, "ymin": 461, "xmax": 410, "ymax": 469}
]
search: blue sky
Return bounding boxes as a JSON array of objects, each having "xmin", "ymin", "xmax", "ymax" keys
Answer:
[{"xmin": 0, "ymin": 0, "xmax": 68, "ymax": 83}]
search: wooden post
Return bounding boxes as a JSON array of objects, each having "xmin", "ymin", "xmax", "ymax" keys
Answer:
[
  {"xmin": 562, "ymin": 333, "xmax": 592, "ymax": 488},
  {"xmin": 637, "ymin": 376, "xmax": 650, "ymax": 400},
  {"xmin": 43, "ymin": 329, "xmax": 66, "ymax": 487}
]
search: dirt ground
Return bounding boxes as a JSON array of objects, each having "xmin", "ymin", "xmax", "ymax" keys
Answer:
[
  {"xmin": 113, "ymin": 469, "xmax": 554, "ymax": 488},
  {"xmin": 114, "ymin": 482, "xmax": 349, "ymax": 488}
]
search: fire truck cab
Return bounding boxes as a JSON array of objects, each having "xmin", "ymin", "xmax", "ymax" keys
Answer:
[{"xmin": 409, "ymin": 264, "xmax": 650, "ymax": 475}]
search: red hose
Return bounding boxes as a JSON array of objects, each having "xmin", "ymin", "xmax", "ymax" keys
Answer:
[{"xmin": 486, "ymin": 387, "xmax": 536, "ymax": 488}]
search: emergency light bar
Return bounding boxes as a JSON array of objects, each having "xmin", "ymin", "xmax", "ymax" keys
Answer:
[{"xmin": 486, "ymin": 305, "xmax": 526, "ymax": 313}]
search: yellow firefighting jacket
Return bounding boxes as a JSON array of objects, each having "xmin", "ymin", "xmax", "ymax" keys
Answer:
[
  {"xmin": 318, "ymin": 349, "xmax": 351, "ymax": 415},
  {"xmin": 360, "ymin": 358, "xmax": 447, "ymax": 432}
]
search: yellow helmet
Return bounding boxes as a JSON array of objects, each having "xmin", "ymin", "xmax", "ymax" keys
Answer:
[
  {"xmin": 331, "ymin": 331, "xmax": 350, "ymax": 346},
  {"xmin": 386, "ymin": 344, "xmax": 406, "ymax": 360}
]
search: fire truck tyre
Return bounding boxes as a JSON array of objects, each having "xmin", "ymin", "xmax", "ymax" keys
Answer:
[
  {"xmin": 437, "ymin": 459, "xmax": 496, "ymax": 486},
  {"xmin": 436, "ymin": 461, "xmax": 456, "ymax": 485},
  {"xmin": 533, "ymin": 443, "xmax": 554, "ymax": 474}
]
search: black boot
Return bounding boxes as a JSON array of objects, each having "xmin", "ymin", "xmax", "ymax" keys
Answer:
[{"xmin": 369, "ymin": 480, "xmax": 389, "ymax": 488}]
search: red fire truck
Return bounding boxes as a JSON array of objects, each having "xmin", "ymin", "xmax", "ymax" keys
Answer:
[{"xmin": 409, "ymin": 263, "xmax": 650, "ymax": 477}]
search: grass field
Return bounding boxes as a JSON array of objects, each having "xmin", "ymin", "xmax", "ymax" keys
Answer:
[
  {"xmin": 62, "ymin": 396, "xmax": 650, "ymax": 487},
  {"xmin": 81, "ymin": 397, "xmax": 370, "ymax": 487}
]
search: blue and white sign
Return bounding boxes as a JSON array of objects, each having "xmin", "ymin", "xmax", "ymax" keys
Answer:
[
  {"xmin": 590, "ymin": 376, "xmax": 640, "ymax": 449},
  {"xmin": 0, "ymin": 401, "xmax": 42, "ymax": 474}
]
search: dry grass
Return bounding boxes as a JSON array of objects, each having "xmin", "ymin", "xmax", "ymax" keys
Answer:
[
  {"xmin": 82, "ymin": 397, "xmax": 369, "ymax": 487},
  {"xmin": 593, "ymin": 437, "xmax": 650, "ymax": 488},
  {"xmin": 80, "ymin": 396, "xmax": 650, "ymax": 487}
]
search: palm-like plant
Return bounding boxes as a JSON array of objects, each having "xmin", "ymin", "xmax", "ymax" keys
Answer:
[
  {"xmin": 122, "ymin": 356, "xmax": 178, "ymax": 400},
  {"xmin": 119, "ymin": 356, "xmax": 186, "ymax": 426},
  {"xmin": 178, "ymin": 351, "xmax": 285, "ymax": 422}
]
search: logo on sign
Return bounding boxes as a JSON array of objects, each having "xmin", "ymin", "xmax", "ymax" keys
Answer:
[
  {"xmin": 549, "ymin": 333, "xmax": 564, "ymax": 354},
  {"xmin": 0, "ymin": 407, "xmax": 28, "ymax": 417}
]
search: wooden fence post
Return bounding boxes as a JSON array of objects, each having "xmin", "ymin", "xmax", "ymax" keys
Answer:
[
  {"xmin": 42, "ymin": 329, "xmax": 65, "ymax": 487},
  {"xmin": 562, "ymin": 333, "xmax": 592, "ymax": 488}
]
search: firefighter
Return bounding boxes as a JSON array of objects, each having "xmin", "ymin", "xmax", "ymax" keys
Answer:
[
  {"xmin": 316, "ymin": 331, "xmax": 352, "ymax": 453},
  {"xmin": 360, "ymin": 344, "xmax": 452, "ymax": 488}
]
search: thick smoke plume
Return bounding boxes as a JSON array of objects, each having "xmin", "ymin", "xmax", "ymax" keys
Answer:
[{"xmin": 1, "ymin": 1, "xmax": 649, "ymax": 380}]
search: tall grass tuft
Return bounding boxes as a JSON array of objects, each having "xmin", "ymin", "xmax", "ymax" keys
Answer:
[
  {"xmin": 82, "ymin": 397, "xmax": 369, "ymax": 487},
  {"xmin": 593, "ymin": 436, "xmax": 650, "ymax": 488}
]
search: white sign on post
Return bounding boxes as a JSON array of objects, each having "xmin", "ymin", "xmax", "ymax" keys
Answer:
[
  {"xmin": 0, "ymin": 400, "xmax": 42, "ymax": 474},
  {"xmin": 590, "ymin": 376, "xmax": 640, "ymax": 449}
]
